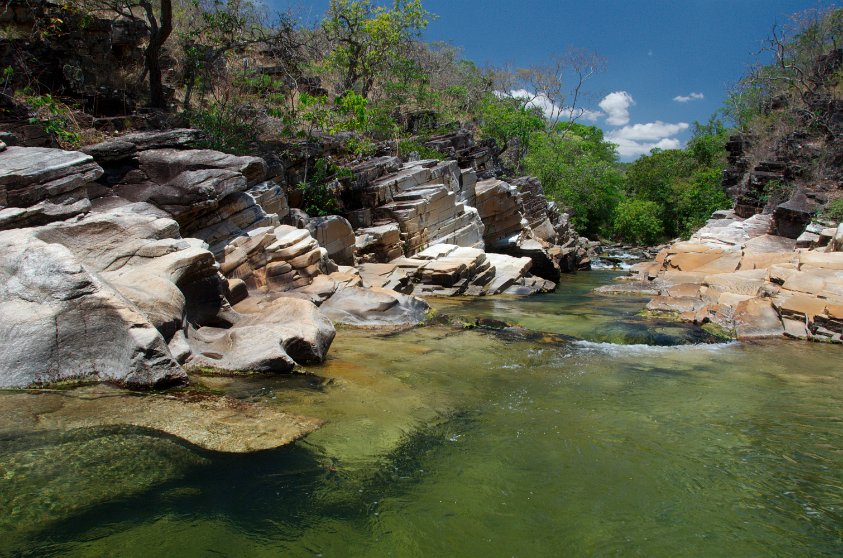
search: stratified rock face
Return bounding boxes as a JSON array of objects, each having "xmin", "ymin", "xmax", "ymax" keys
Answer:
[
  {"xmin": 347, "ymin": 158, "xmax": 485, "ymax": 257},
  {"xmin": 0, "ymin": 228, "xmax": 186, "ymax": 388},
  {"xmin": 616, "ymin": 211, "xmax": 843, "ymax": 344},
  {"xmin": 308, "ymin": 215, "xmax": 356, "ymax": 266},
  {"xmin": 357, "ymin": 243, "xmax": 553, "ymax": 297},
  {"xmin": 0, "ymin": 146, "xmax": 102, "ymax": 230},
  {"xmin": 475, "ymin": 178, "xmax": 525, "ymax": 249}
]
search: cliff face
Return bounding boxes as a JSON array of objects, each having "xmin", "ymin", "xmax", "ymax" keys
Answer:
[{"xmin": 726, "ymin": 48, "xmax": 843, "ymax": 238}]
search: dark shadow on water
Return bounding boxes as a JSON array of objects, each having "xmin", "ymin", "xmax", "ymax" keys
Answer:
[{"xmin": 7, "ymin": 410, "xmax": 479, "ymax": 556}]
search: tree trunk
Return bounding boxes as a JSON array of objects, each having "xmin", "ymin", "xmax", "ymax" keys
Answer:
[{"xmin": 143, "ymin": 0, "xmax": 173, "ymax": 109}]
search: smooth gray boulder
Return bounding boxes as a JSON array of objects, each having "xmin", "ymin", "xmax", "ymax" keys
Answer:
[
  {"xmin": 137, "ymin": 148, "xmax": 267, "ymax": 186},
  {"xmin": 34, "ymin": 202, "xmax": 223, "ymax": 339},
  {"xmin": 0, "ymin": 228, "xmax": 186, "ymax": 388},
  {"xmin": 320, "ymin": 285, "xmax": 430, "ymax": 326},
  {"xmin": 187, "ymin": 297, "xmax": 336, "ymax": 373}
]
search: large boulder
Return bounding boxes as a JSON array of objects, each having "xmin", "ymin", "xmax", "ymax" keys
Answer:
[
  {"xmin": 320, "ymin": 285, "xmax": 429, "ymax": 326},
  {"xmin": 187, "ymin": 297, "xmax": 336, "ymax": 373},
  {"xmin": 0, "ymin": 228, "xmax": 186, "ymax": 388}
]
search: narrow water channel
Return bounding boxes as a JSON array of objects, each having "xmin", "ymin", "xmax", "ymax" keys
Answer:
[{"xmin": 1, "ymin": 272, "xmax": 841, "ymax": 557}]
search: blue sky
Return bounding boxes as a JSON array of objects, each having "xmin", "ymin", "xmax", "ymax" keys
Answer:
[{"xmin": 269, "ymin": 0, "xmax": 836, "ymax": 159}]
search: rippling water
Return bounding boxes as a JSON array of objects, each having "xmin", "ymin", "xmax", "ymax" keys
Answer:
[{"xmin": 1, "ymin": 272, "xmax": 841, "ymax": 557}]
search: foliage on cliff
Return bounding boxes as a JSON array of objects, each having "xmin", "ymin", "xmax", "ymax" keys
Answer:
[{"xmin": 3, "ymin": 1, "xmax": 838, "ymax": 244}]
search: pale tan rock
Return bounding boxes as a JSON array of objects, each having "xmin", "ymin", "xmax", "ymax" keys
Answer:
[
  {"xmin": 799, "ymin": 251, "xmax": 843, "ymax": 270},
  {"xmin": 667, "ymin": 250, "xmax": 725, "ymax": 272},
  {"xmin": 782, "ymin": 318, "xmax": 808, "ymax": 339},
  {"xmin": 705, "ymin": 269, "xmax": 768, "ymax": 297},
  {"xmin": 734, "ymin": 299, "xmax": 784, "ymax": 339},
  {"xmin": 776, "ymin": 294, "xmax": 830, "ymax": 321}
]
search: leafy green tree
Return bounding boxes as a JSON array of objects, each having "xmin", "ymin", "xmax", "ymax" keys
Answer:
[
  {"xmin": 612, "ymin": 199, "xmax": 664, "ymax": 245},
  {"xmin": 523, "ymin": 125, "xmax": 623, "ymax": 236},
  {"xmin": 322, "ymin": 0, "xmax": 431, "ymax": 99},
  {"xmin": 478, "ymin": 93, "xmax": 544, "ymax": 167},
  {"xmin": 675, "ymin": 168, "xmax": 732, "ymax": 237}
]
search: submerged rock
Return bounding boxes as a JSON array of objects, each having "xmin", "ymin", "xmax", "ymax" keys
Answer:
[{"xmin": 0, "ymin": 384, "xmax": 322, "ymax": 452}]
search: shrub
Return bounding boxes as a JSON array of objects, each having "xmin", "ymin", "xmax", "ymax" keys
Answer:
[
  {"xmin": 823, "ymin": 198, "xmax": 843, "ymax": 222},
  {"xmin": 296, "ymin": 158, "xmax": 350, "ymax": 216},
  {"xmin": 612, "ymin": 199, "xmax": 665, "ymax": 245},
  {"xmin": 397, "ymin": 139, "xmax": 445, "ymax": 160},
  {"xmin": 186, "ymin": 105, "xmax": 256, "ymax": 155}
]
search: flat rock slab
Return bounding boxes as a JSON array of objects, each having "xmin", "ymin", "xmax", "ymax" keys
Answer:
[
  {"xmin": 734, "ymin": 299, "xmax": 784, "ymax": 339},
  {"xmin": 0, "ymin": 385, "xmax": 321, "ymax": 453}
]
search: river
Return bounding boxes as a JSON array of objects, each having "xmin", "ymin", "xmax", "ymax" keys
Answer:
[{"xmin": 1, "ymin": 271, "xmax": 841, "ymax": 557}]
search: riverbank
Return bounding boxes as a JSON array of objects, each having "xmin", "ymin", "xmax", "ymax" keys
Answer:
[{"xmin": 600, "ymin": 211, "xmax": 843, "ymax": 343}]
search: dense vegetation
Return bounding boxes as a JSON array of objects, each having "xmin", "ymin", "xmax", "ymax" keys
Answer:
[{"xmin": 3, "ymin": 1, "xmax": 840, "ymax": 244}]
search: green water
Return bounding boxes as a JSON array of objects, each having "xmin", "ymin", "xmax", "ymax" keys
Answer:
[{"xmin": 1, "ymin": 272, "xmax": 842, "ymax": 557}]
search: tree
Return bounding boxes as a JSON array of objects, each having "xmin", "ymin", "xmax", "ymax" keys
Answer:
[
  {"xmin": 523, "ymin": 124, "xmax": 623, "ymax": 236},
  {"xmin": 322, "ymin": 0, "xmax": 431, "ymax": 99},
  {"xmin": 78, "ymin": 0, "xmax": 173, "ymax": 108},
  {"xmin": 612, "ymin": 199, "xmax": 664, "ymax": 245}
]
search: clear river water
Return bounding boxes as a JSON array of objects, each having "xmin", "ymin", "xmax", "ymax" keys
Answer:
[{"xmin": 1, "ymin": 271, "xmax": 841, "ymax": 557}]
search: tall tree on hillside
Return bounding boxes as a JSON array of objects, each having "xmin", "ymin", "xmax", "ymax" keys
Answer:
[{"xmin": 322, "ymin": 0, "xmax": 431, "ymax": 98}]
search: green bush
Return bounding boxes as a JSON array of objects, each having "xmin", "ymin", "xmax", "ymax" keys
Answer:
[
  {"xmin": 612, "ymin": 199, "xmax": 665, "ymax": 245},
  {"xmin": 296, "ymin": 158, "xmax": 350, "ymax": 216},
  {"xmin": 675, "ymin": 168, "xmax": 732, "ymax": 237},
  {"xmin": 823, "ymin": 198, "xmax": 843, "ymax": 222},
  {"xmin": 186, "ymin": 106, "xmax": 256, "ymax": 155},
  {"xmin": 397, "ymin": 139, "xmax": 445, "ymax": 160}
]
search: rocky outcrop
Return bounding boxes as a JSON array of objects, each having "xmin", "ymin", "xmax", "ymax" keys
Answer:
[
  {"xmin": 0, "ymin": 126, "xmax": 595, "ymax": 387},
  {"xmin": 609, "ymin": 211, "xmax": 843, "ymax": 344},
  {"xmin": 0, "ymin": 146, "xmax": 101, "ymax": 230},
  {"xmin": 357, "ymin": 243, "xmax": 554, "ymax": 297}
]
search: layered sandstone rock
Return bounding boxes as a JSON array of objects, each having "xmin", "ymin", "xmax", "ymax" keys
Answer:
[
  {"xmin": 611, "ymin": 211, "xmax": 843, "ymax": 343},
  {"xmin": 0, "ymin": 146, "xmax": 101, "ymax": 230}
]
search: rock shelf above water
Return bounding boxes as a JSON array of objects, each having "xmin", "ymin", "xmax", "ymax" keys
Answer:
[
  {"xmin": 0, "ymin": 128, "xmax": 596, "ymax": 390},
  {"xmin": 605, "ymin": 210, "xmax": 843, "ymax": 343}
]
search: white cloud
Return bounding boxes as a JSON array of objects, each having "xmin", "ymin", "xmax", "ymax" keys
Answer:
[
  {"xmin": 502, "ymin": 89, "xmax": 603, "ymax": 123},
  {"xmin": 609, "ymin": 121, "xmax": 689, "ymax": 141},
  {"xmin": 673, "ymin": 92, "xmax": 704, "ymax": 103},
  {"xmin": 598, "ymin": 91, "xmax": 635, "ymax": 126},
  {"xmin": 606, "ymin": 120, "xmax": 689, "ymax": 159},
  {"xmin": 560, "ymin": 106, "xmax": 604, "ymax": 123}
]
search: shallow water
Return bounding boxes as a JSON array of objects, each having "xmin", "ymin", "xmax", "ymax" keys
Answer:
[{"xmin": 1, "ymin": 272, "xmax": 842, "ymax": 557}]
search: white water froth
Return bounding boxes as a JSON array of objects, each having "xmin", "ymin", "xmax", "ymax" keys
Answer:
[{"xmin": 573, "ymin": 340, "xmax": 738, "ymax": 355}]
